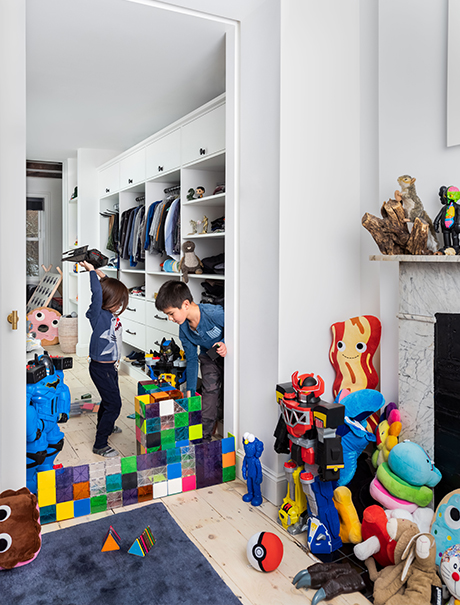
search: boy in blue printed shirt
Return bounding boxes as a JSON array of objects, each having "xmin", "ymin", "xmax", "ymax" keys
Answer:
[{"xmin": 155, "ymin": 280, "xmax": 226, "ymax": 441}]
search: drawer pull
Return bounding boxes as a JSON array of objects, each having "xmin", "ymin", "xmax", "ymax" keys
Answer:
[
  {"xmin": 128, "ymin": 178, "xmax": 133, "ymax": 184},
  {"xmin": 199, "ymin": 147, "xmax": 206, "ymax": 156},
  {"xmin": 126, "ymin": 307, "xmax": 136, "ymax": 312},
  {"xmin": 105, "ymin": 188, "xmax": 110, "ymax": 193},
  {"xmin": 126, "ymin": 329, "xmax": 136, "ymax": 335},
  {"xmin": 154, "ymin": 314, "xmax": 167, "ymax": 321},
  {"xmin": 158, "ymin": 165, "xmax": 164, "ymax": 172}
]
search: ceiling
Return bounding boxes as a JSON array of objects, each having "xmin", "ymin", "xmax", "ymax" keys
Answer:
[{"xmin": 26, "ymin": 0, "xmax": 252, "ymax": 161}]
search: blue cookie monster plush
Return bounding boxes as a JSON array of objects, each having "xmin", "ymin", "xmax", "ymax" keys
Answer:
[
  {"xmin": 242, "ymin": 433, "xmax": 264, "ymax": 507},
  {"xmin": 388, "ymin": 440, "xmax": 442, "ymax": 487},
  {"xmin": 335, "ymin": 389, "xmax": 384, "ymax": 487}
]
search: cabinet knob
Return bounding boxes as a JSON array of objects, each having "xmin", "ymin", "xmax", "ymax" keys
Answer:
[
  {"xmin": 106, "ymin": 188, "xmax": 110, "ymax": 193},
  {"xmin": 126, "ymin": 329, "xmax": 136, "ymax": 335},
  {"xmin": 199, "ymin": 148, "xmax": 206, "ymax": 156},
  {"xmin": 154, "ymin": 314, "xmax": 167, "ymax": 321},
  {"xmin": 158, "ymin": 165, "xmax": 164, "ymax": 172},
  {"xmin": 128, "ymin": 178, "xmax": 133, "ymax": 184}
]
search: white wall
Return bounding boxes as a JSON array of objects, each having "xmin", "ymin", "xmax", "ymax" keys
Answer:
[
  {"xmin": 377, "ymin": 0, "xmax": 460, "ymax": 401},
  {"xmin": 26, "ymin": 176, "xmax": 62, "ymax": 282}
]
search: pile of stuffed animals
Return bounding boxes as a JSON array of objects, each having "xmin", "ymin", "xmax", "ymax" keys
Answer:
[{"xmin": 282, "ymin": 314, "xmax": 460, "ymax": 604}]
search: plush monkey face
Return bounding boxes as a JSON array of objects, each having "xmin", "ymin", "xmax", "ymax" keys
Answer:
[{"xmin": 0, "ymin": 488, "xmax": 41, "ymax": 570}]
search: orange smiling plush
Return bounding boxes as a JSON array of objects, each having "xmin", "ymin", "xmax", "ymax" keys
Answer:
[{"xmin": 329, "ymin": 315, "xmax": 381, "ymax": 399}]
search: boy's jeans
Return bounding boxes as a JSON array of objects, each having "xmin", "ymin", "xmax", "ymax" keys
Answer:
[{"xmin": 199, "ymin": 353, "xmax": 224, "ymax": 441}]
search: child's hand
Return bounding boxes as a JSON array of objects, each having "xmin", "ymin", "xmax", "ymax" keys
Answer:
[
  {"xmin": 80, "ymin": 261, "xmax": 95, "ymax": 272},
  {"xmin": 215, "ymin": 342, "xmax": 227, "ymax": 357}
]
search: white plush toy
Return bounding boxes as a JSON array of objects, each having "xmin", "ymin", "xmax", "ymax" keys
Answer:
[{"xmin": 440, "ymin": 544, "xmax": 460, "ymax": 605}]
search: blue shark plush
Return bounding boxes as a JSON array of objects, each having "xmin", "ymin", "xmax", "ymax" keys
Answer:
[
  {"xmin": 388, "ymin": 441, "xmax": 442, "ymax": 487},
  {"xmin": 335, "ymin": 389, "xmax": 384, "ymax": 487}
]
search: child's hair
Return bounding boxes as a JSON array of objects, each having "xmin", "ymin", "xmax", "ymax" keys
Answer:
[
  {"xmin": 100, "ymin": 277, "xmax": 129, "ymax": 316},
  {"xmin": 155, "ymin": 280, "xmax": 193, "ymax": 311}
]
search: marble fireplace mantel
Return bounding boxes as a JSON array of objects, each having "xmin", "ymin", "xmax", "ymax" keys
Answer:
[{"xmin": 371, "ymin": 254, "xmax": 460, "ymax": 459}]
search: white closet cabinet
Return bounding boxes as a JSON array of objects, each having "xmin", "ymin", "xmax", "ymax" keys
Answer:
[
  {"xmin": 181, "ymin": 104, "xmax": 225, "ymax": 166},
  {"xmin": 96, "ymin": 94, "xmax": 226, "ymax": 381},
  {"xmin": 145, "ymin": 129, "xmax": 181, "ymax": 180}
]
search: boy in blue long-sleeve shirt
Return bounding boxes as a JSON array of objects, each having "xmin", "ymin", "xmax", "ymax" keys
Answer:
[{"xmin": 155, "ymin": 280, "xmax": 226, "ymax": 441}]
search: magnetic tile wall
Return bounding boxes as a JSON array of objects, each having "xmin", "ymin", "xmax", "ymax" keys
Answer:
[{"xmin": 36, "ymin": 383, "xmax": 236, "ymax": 525}]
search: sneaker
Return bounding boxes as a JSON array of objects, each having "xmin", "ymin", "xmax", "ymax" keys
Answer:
[
  {"xmin": 111, "ymin": 425, "xmax": 122, "ymax": 434},
  {"xmin": 93, "ymin": 445, "xmax": 119, "ymax": 457}
]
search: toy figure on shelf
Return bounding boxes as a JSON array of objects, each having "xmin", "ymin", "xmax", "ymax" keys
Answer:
[
  {"xmin": 395, "ymin": 175, "xmax": 439, "ymax": 252},
  {"xmin": 274, "ymin": 372, "xmax": 345, "ymax": 554},
  {"xmin": 201, "ymin": 215, "xmax": 209, "ymax": 234},
  {"xmin": 179, "ymin": 240, "xmax": 203, "ymax": 283},
  {"xmin": 433, "ymin": 185, "xmax": 460, "ymax": 254},
  {"xmin": 147, "ymin": 337, "xmax": 186, "ymax": 387},
  {"xmin": 26, "ymin": 352, "xmax": 72, "ymax": 493},
  {"xmin": 195, "ymin": 186, "xmax": 205, "ymax": 198},
  {"xmin": 187, "ymin": 188, "xmax": 195, "ymax": 201},
  {"xmin": 189, "ymin": 219, "xmax": 198, "ymax": 234},
  {"xmin": 242, "ymin": 432, "xmax": 264, "ymax": 506}
]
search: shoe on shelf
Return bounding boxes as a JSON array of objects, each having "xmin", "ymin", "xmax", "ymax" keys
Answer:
[
  {"xmin": 111, "ymin": 425, "xmax": 122, "ymax": 434},
  {"xmin": 125, "ymin": 350, "xmax": 138, "ymax": 360},
  {"xmin": 93, "ymin": 445, "xmax": 119, "ymax": 457}
]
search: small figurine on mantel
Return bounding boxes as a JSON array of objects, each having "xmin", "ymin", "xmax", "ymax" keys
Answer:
[
  {"xmin": 433, "ymin": 185, "xmax": 460, "ymax": 255},
  {"xmin": 395, "ymin": 175, "xmax": 439, "ymax": 252}
]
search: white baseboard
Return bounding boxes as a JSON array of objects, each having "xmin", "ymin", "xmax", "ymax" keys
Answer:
[
  {"xmin": 119, "ymin": 359, "xmax": 150, "ymax": 381},
  {"xmin": 235, "ymin": 448, "xmax": 287, "ymax": 507}
]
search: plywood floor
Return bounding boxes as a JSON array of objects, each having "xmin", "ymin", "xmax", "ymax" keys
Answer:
[{"xmin": 41, "ymin": 344, "xmax": 371, "ymax": 605}]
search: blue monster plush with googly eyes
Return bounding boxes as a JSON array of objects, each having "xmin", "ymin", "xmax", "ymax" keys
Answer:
[{"xmin": 431, "ymin": 489, "xmax": 460, "ymax": 566}]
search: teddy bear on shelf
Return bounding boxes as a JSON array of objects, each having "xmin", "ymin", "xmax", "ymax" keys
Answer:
[{"xmin": 179, "ymin": 240, "xmax": 203, "ymax": 283}]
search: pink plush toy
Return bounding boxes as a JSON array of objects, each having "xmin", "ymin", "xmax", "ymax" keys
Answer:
[{"xmin": 27, "ymin": 306, "xmax": 61, "ymax": 346}]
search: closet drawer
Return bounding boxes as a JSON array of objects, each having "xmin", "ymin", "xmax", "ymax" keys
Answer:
[
  {"xmin": 145, "ymin": 301, "xmax": 179, "ymax": 337},
  {"xmin": 181, "ymin": 104, "xmax": 225, "ymax": 166},
  {"xmin": 146, "ymin": 326, "xmax": 182, "ymax": 354},
  {"xmin": 120, "ymin": 148, "xmax": 145, "ymax": 189},
  {"xmin": 145, "ymin": 129, "xmax": 181, "ymax": 179},
  {"xmin": 125, "ymin": 297, "xmax": 146, "ymax": 324},
  {"xmin": 99, "ymin": 163, "xmax": 119, "ymax": 197},
  {"xmin": 122, "ymin": 317, "xmax": 146, "ymax": 351}
]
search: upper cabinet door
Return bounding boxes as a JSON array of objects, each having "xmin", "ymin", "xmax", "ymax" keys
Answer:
[
  {"xmin": 145, "ymin": 129, "xmax": 181, "ymax": 180},
  {"xmin": 99, "ymin": 163, "xmax": 120, "ymax": 197},
  {"xmin": 181, "ymin": 104, "xmax": 225, "ymax": 166},
  {"xmin": 119, "ymin": 148, "xmax": 146, "ymax": 189}
]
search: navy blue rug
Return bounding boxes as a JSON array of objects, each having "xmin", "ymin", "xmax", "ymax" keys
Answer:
[{"xmin": 0, "ymin": 502, "xmax": 241, "ymax": 605}]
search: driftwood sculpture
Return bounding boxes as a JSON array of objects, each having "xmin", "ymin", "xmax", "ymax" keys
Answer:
[{"xmin": 362, "ymin": 199, "xmax": 433, "ymax": 255}]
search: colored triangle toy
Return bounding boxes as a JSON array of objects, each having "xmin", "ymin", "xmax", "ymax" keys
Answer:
[
  {"xmin": 101, "ymin": 526, "xmax": 121, "ymax": 552},
  {"xmin": 128, "ymin": 526, "xmax": 156, "ymax": 557}
]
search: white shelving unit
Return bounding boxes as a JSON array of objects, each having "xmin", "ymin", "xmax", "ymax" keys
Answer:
[{"xmin": 95, "ymin": 95, "xmax": 227, "ymax": 384}]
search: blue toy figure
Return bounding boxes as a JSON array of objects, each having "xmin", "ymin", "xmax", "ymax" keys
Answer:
[
  {"xmin": 242, "ymin": 432, "xmax": 264, "ymax": 507},
  {"xmin": 26, "ymin": 352, "xmax": 72, "ymax": 493}
]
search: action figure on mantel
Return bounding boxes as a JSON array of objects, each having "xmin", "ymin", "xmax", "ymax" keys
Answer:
[{"xmin": 395, "ymin": 175, "xmax": 439, "ymax": 252}]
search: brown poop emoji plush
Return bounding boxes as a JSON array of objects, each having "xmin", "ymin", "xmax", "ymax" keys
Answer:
[{"xmin": 179, "ymin": 240, "xmax": 203, "ymax": 283}]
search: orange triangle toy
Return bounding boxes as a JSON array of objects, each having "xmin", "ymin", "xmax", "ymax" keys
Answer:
[{"xmin": 101, "ymin": 526, "xmax": 121, "ymax": 552}]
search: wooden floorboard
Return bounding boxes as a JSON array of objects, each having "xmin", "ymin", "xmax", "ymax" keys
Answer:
[{"xmin": 42, "ymin": 344, "xmax": 370, "ymax": 605}]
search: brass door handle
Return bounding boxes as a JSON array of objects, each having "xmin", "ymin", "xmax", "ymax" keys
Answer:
[{"xmin": 7, "ymin": 310, "xmax": 18, "ymax": 330}]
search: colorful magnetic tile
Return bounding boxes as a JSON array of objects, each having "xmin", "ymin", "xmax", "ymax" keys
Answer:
[
  {"xmin": 146, "ymin": 446, "xmax": 161, "ymax": 453},
  {"xmin": 74, "ymin": 498, "xmax": 91, "ymax": 517},
  {"xmin": 222, "ymin": 451, "xmax": 236, "ymax": 468},
  {"xmin": 56, "ymin": 485, "xmax": 73, "ymax": 503},
  {"xmin": 145, "ymin": 401, "xmax": 160, "ymax": 419},
  {"xmin": 102, "ymin": 526, "xmax": 121, "ymax": 552},
  {"xmin": 153, "ymin": 469, "xmax": 167, "ymax": 483},
  {"xmin": 195, "ymin": 440, "xmax": 223, "ymax": 489},
  {"xmin": 167, "ymin": 448, "xmax": 181, "ymax": 464},
  {"xmin": 89, "ymin": 461, "xmax": 105, "ymax": 477},
  {"xmin": 55, "ymin": 466, "xmax": 73, "ymax": 488},
  {"xmin": 137, "ymin": 485, "xmax": 153, "ymax": 502},
  {"xmin": 56, "ymin": 500, "xmax": 74, "ymax": 522},
  {"xmin": 90, "ymin": 477, "xmax": 106, "ymax": 497},
  {"xmin": 189, "ymin": 424, "xmax": 203, "ymax": 441},
  {"xmin": 104, "ymin": 458, "xmax": 121, "ymax": 474},
  {"xmin": 136, "ymin": 425, "xmax": 142, "ymax": 442},
  {"xmin": 146, "ymin": 417, "xmax": 161, "ymax": 432},
  {"xmin": 136, "ymin": 453, "xmax": 150, "ymax": 471},
  {"xmin": 223, "ymin": 466, "xmax": 236, "ymax": 482},
  {"xmin": 137, "ymin": 469, "xmax": 153, "ymax": 487},
  {"xmin": 137, "ymin": 443, "xmax": 146, "ymax": 455},
  {"xmin": 221, "ymin": 435, "xmax": 236, "ymax": 454},
  {"xmin": 39, "ymin": 504, "xmax": 57, "ymax": 525},
  {"xmin": 167, "ymin": 478, "xmax": 182, "ymax": 495},
  {"xmin": 73, "ymin": 482, "xmax": 90, "ymax": 500},
  {"xmin": 72, "ymin": 464, "xmax": 90, "ymax": 483},
  {"xmin": 106, "ymin": 473, "xmax": 122, "ymax": 493},
  {"xmin": 175, "ymin": 439, "xmax": 189, "ymax": 448},
  {"xmin": 145, "ymin": 432, "xmax": 161, "ymax": 449},
  {"xmin": 189, "ymin": 410, "xmax": 202, "ymax": 425},
  {"xmin": 153, "ymin": 481, "xmax": 168, "ymax": 498},
  {"xmin": 90, "ymin": 495, "xmax": 107, "ymax": 514},
  {"xmin": 176, "ymin": 397, "xmax": 189, "ymax": 412},
  {"xmin": 167, "ymin": 462, "xmax": 182, "ymax": 480},
  {"xmin": 107, "ymin": 491, "xmax": 123, "ymax": 509},
  {"xmin": 175, "ymin": 426, "xmax": 188, "ymax": 442},
  {"xmin": 161, "ymin": 415, "xmax": 174, "ymax": 430},
  {"xmin": 161, "ymin": 428, "xmax": 175, "ymax": 444},
  {"xmin": 121, "ymin": 472, "xmax": 137, "ymax": 490},
  {"xmin": 122, "ymin": 488, "xmax": 138, "ymax": 506},
  {"xmin": 146, "ymin": 451, "xmax": 167, "ymax": 468},
  {"xmin": 37, "ymin": 469, "xmax": 56, "ymax": 491},
  {"xmin": 159, "ymin": 399, "xmax": 174, "ymax": 416},
  {"xmin": 38, "ymin": 486, "xmax": 56, "ymax": 508},
  {"xmin": 182, "ymin": 475, "xmax": 196, "ymax": 491},
  {"xmin": 121, "ymin": 456, "xmax": 137, "ymax": 474},
  {"xmin": 188, "ymin": 395, "xmax": 202, "ymax": 411}
]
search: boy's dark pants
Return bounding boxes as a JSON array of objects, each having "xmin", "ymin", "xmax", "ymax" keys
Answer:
[
  {"xmin": 89, "ymin": 360, "xmax": 122, "ymax": 449},
  {"xmin": 199, "ymin": 353, "xmax": 224, "ymax": 441}
]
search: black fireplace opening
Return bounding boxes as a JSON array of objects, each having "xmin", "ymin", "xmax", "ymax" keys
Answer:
[{"xmin": 434, "ymin": 313, "xmax": 460, "ymax": 505}]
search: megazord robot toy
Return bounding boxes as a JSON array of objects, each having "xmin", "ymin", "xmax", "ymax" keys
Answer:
[
  {"xmin": 274, "ymin": 372, "xmax": 345, "ymax": 554},
  {"xmin": 26, "ymin": 352, "xmax": 72, "ymax": 494}
]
